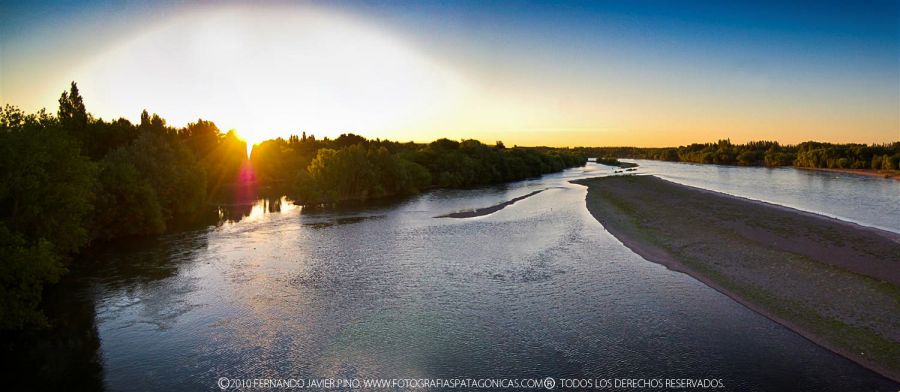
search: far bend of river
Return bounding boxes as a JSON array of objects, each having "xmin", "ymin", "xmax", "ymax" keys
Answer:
[
  {"xmin": 630, "ymin": 159, "xmax": 900, "ymax": 233},
  {"xmin": 17, "ymin": 162, "xmax": 899, "ymax": 391}
]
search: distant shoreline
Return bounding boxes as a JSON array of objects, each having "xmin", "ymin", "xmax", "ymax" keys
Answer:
[
  {"xmin": 797, "ymin": 166, "xmax": 900, "ymax": 180},
  {"xmin": 573, "ymin": 175, "xmax": 900, "ymax": 383}
]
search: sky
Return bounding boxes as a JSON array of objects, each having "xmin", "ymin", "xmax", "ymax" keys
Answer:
[{"xmin": 1, "ymin": 0, "xmax": 898, "ymax": 147}]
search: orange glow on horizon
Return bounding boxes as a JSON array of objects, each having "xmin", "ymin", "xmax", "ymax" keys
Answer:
[{"xmin": 1, "ymin": 4, "xmax": 896, "ymax": 147}]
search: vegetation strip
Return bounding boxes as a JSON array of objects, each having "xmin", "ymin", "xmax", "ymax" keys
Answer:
[
  {"xmin": 577, "ymin": 139, "xmax": 900, "ymax": 178},
  {"xmin": 573, "ymin": 175, "xmax": 900, "ymax": 381},
  {"xmin": 594, "ymin": 157, "xmax": 639, "ymax": 168}
]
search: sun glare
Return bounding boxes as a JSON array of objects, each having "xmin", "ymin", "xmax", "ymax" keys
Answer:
[
  {"xmin": 228, "ymin": 130, "xmax": 253, "ymax": 158},
  {"xmin": 74, "ymin": 5, "xmax": 470, "ymax": 145}
]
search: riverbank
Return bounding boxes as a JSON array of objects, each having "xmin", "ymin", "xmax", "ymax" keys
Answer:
[
  {"xmin": 573, "ymin": 175, "xmax": 900, "ymax": 382},
  {"xmin": 797, "ymin": 167, "xmax": 900, "ymax": 180}
]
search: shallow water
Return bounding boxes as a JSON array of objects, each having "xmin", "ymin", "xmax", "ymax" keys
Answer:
[{"xmin": 25, "ymin": 162, "xmax": 899, "ymax": 391}]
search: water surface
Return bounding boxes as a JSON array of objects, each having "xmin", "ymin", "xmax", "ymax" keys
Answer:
[
  {"xmin": 23, "ymin": 162, "xmax": 900, "ymax": 391},
  {"xmin": 629, "ymin": 159, "xmax": 900, "ymax": 233}
]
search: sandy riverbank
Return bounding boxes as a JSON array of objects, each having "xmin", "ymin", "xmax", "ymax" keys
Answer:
[
  {"xmin": 797, "ymin": 167, "xmax": 900, "ymax": 180},
  {"xmin": 572, "ymin": 175, "xmax": 900, "ymax": 382}
]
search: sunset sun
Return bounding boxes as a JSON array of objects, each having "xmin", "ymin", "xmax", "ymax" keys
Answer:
[{"xmin": 72, "ymin": 5, "xmax": 469, "ymax": 146}]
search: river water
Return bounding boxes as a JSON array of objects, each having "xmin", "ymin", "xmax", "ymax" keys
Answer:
[
  {"xmin": 631, "ymin": 159, "xmax": 900, "ymax": 233},
  {"xmin": 22, "ymin": 162, "xmax": 899, "ymax": 391}
]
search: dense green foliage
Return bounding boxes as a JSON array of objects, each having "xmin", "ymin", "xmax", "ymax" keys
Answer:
[
  {"xmin": 251, "ymin": 135, "xmax": 587, "ymax": 204},
  {"xmin": 577, "ymin": 139, "xmax": 900, "ymax": 170},
  {"xmin": 0, "ymin": 83, "xmax": 246, "ymax": 329},
  {"xmin": 0, "ymin": 106, "xmax": 95, "ymax": 329},
  {"xmin": 1, "ymin": 82, "xmax": 586, "ymax": 330},
  {"xmin": 93, "ymin": 131, "xmax": 207, "ymax": 239},
  {"xmin": 298, "ymin": 144, "xmax": 430, "ymax": 203},
  {"xmin": 594, "ymin": 157, "xmax": 638, "ymax": 168}
]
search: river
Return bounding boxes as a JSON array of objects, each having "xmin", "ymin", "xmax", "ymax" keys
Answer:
[
  {"xmin": 19, "ymin": 161, "xmax": 900, "ymax": 391},
  {"xmin": 631, "ymin": 159, "xmax": 900, "ymax": 233}
]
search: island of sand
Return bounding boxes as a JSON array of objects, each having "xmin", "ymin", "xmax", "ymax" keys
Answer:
[{"xmin": 572, "ymin": 175, "xmax": 900, "ymax": 382}]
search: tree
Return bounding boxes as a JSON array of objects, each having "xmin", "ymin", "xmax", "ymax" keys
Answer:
[
  {"xmin": 58, "ymin": 82, "xmax": 88, "ymax": 140},
  {"xmin": 140, "ymin": 109, "xmax": 151, "ymax": 127},
  {"xmin": 0, "ymin": 109, "xmax": 97, "ymax": 254},
  {"xmin": 92, "ymin": 149, "xmax": 166, "ymax": 239},
  {"xmin": 181, "ymin": 119, "xmax": 221, "ymax": 159},
  {"xmin": 139, "ymin": 110, "xmax": 167, "ymax": 134},
  {"xmin": 0, "ymin": 105, "xmax": 97, "ymax": 329},
  {"xmin": 0, "ymin": 226, "xmax": 63, "ymax": 329},
  {"xmin": 121, "ymin": 132, "xmax": 207, "ymax": 223},
  {"xmin": 203, "ymin": 130, "xmax": 247, "ymax": 195}
]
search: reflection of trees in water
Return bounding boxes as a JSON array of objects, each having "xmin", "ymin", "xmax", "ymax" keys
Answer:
[
  {"xmin": 82, "ymin": 230, "xmax": 210, "ymax": 289},
  {"xmin": 6, "ymin": 276, "xmax": 104, "ymax": 391},
  {"xmin": 8, "ymin": 194, "xmax": 290, "ymax": 389},
  {"xmin": 265, "ymin": 197, "xmax": 282, "ymax": 213},
  {"xmin": 217, "ymin": 203, "xmax": 254, "ymax": 223},
  {"xmin": 216, "ymin": 197, "xmax": 283, "ymax": 224},
  {"xmin": 5, "ymin": 229, "xmax": 212, "ymax": 390}
]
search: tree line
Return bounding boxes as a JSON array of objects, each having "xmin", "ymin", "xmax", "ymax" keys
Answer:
[
  {"xmin": 251, "ymin": 134, "xmax": 586, "ymax": 204},
  {"xmin": 1, "ymin": 83, "xmax": 253, "ymax": 329},
  {"xmin": 1, "ymin": 82, "xmax": 586, "ymax": 330},
  {"xmin": 576, "ymin": 139, "xmax": 900, "ymax": 170}
]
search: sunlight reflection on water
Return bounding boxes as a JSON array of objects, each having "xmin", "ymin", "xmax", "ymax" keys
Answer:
[{"xmin": 37, "ymin": 162, "xmax": 899, "ymax": 391}]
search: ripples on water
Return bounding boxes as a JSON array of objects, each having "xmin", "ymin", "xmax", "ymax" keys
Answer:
[{"xmin": 29, "ymin": 162, "xmax": 899, "ymax": 391}]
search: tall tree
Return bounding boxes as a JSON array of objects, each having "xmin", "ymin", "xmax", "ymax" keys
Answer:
[{"xmin": 58, "ymin": 82, "xmax": 88, "ymax": 140}]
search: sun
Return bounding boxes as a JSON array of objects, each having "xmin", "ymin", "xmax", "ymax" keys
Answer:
[
  {"xmin": 227, "ymin": 130, "xmax": 253, "ymax": 158},
  {"xmin": 75, "ymin": 5, "xmax": 470, "ymax": 144}
]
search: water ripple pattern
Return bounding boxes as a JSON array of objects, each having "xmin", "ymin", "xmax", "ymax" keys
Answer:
[{"xmin": 57, "ymin": 162, "xmax": 899, "ymax": 391}]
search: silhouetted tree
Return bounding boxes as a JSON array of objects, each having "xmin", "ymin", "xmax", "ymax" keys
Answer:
[{"xmin": 58, "ymin": 82, "xmax": 87, "ymax": 140}]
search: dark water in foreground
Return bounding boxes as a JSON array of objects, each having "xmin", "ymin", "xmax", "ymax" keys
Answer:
[{"xmin": 16, "ymin": 162, "xmax": 900, "ymax": 391}]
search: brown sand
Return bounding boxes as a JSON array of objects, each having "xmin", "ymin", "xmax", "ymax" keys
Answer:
[{"xmin": 572, "ymin": 175, "xmax": 900, "ymax": 382}]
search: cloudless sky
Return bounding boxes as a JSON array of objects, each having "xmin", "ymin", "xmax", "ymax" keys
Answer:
[{"xmin": 1, "ymin": 0, "xmax": 897, "ymax": 146}]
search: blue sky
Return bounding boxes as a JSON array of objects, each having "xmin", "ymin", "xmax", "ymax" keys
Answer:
[{"xmin": 1, "ymin": 0, "xmax": 897, "ymax": 146}]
